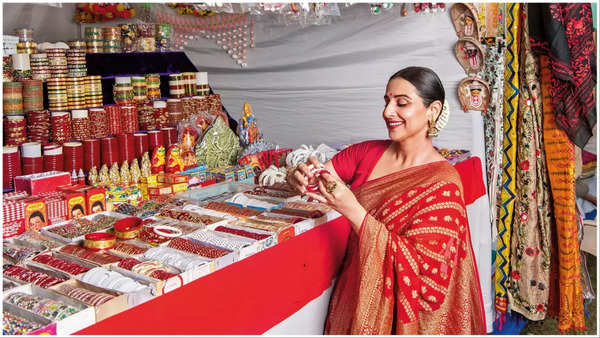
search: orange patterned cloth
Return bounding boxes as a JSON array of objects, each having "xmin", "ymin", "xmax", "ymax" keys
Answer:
[
  {"xmin": 324, "ymin": 161, "xmax": 486, "ymax": 334},
  {"xmin": 540, "ymin": 55, "xmax": 586, "ymax": 332}
]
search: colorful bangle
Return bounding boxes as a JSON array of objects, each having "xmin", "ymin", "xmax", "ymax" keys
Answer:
[
  {"xmin": 152, "ymin": 225, "xmax": 183, "ymax": 238},
  {"xmin": 113, "ymin": 217, "xmax": 143, "ymax": 240},
  {"xmin": 84, "ymin": 232, "xmax": 116, "ymax": 250}
]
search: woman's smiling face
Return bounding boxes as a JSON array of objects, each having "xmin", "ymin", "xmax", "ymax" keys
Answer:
[{"xmin": 382, "ymin": 77, "xmax": 431, "ymax": 142}]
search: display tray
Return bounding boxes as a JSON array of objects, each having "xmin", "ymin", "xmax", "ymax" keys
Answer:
[
  {"xmin": 227, "ymin": 219, "xmax": 296, "ymax": 243},
  {"xmin": 182, "ymin": 204, "xmax": 238, "ymax": 223},
  {"xmin": 76, "ymin": 267, "xmax": 157, "ymax": 307},
  {"xmin": 2, "ymin": 301, "xmax": 54, "ymax": 335},
  {"xmin": 185, "ymin": 229, "xmax": 260, "ymax": 262},
  {"xmin": 24, "ymin": 249, "xmax": 100, "ymax": 279},
  {"xmin": 109, "ymin": 261, "xmax": 184, "ymax": 296},
  {"xmin": 139, "ymin": 247, "xmax": 213, "ymax": 284},
  {"xmin": 49, "ymin": 278, "xmax": 129, "ymax": 322},
  {"xmin": 208, "ymin": 221, "xmax": 277, "ymax": 250},
  {"xmin": 178, "ymin": 179, "xmax": 255, "ymax": 204},
  {"xmin": 17, "ymin": 259, "xmax": 73, "ymax": 281},
  {"xmin": 41, "ymin": 212, "xmax": 128, "ymax": 243},
  {"xmin": 3, "ymin": 283, "xmax": 96, "ymax": 336},
  {"xmin": 157, "ymin": 207, "xmax": 231, "ymax": 228},
  {"xmin": 170, "ymin": 236, "xmax": 236, "ymax": 271}
]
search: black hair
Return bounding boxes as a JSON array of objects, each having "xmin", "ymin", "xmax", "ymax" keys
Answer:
[
  {"xmin": 389, "ymin": 67, "xmax": 445, "ymax": 108},
  {"xmin": 72, "ymin": 204, "xmax": 85, "ymax": 214},
  {"xmin": 29, "ymin": 211, "xmax": 45, "ymax": 223},
  {"xmin": 92, "ymin": 201, "xmax": 104, "ymax": 211}
]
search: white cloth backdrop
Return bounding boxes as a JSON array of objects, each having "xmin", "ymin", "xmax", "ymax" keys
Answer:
[{"xmin": 185, "ymin": 5, "xmax": 480, "ymax": 153}]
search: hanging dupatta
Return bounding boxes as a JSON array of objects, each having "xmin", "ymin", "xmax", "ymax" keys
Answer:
[
  {"xmin": 540, "ymin": 55, "xmax": 586, "ymax": 332},
  {"xmin": 495, "ymin": 2, "xmax": 520, "ymax": 327},
  {"xmin": 506, "ymin": 4, "xmax": 552, "ymax": 321},
  {"xmin": 529, "ymin": 3, "xmax": 596, "ymax": 149},
  {"xmin": 324, "ymin": 161, "xmax": 486, "ymax": 335},
  {"xmin": 482, "ymin": 11, "xmax": 506, "ymax": 240}
]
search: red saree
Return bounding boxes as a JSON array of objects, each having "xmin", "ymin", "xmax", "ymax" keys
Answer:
[{"xmin": 325, "ymin": 141, "xmax": 486, "ymax": 334}]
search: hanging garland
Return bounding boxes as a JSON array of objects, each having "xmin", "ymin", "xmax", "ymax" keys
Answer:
[
  {"xmin": 166, "ymin": 3, "xmax": 215, "ymax": 17},
  {"xmin": 74, "ymin": 3, "xmax": 136, "ymax": 23}
]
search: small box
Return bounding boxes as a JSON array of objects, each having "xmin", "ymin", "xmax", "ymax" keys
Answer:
[
  {"xmin": 143, "ymin": 174, "xmax": 159, "ymax": 187},
  {"xmin": 24, "ymin": 197, "xmax": 49, "ymax": 232},
  {"xmin": 224, "ymin": 171, "xmax": 235, "ymax": 182},
  {"xmin": 106, "ymin": 185, "xmax": 128, "ymax": 204},
  {"xmin": 76, "ymin": 186, "xmax": 107, "ymax": 215},
  {"xmin": 148, "ymin": 184, "xmax": 173, "ymax": 196},
  {"xmin": 172, "ymin": 182, "xmax": 188, "ymax": 194},
  {"xmin": 156, "ymin": 173, "xmax": 168, "ymax": 183},
  {"xmin": 138, "ymin": 183, "xmax": 149, "ymax": 200},
  {"xmin": 244, "ymin": 164, "xmax": 255, "ymax": 178},
  {"xmin": 167, "ymin": 174, "xmax": 188, "ymax": 184},
  {"xmin": 235, "ymin": 169, "xmax": 246, "ymax": 181},
  {"xmin": 62, "ymin": 191, "xmax": 87, "ymax": 220},
  {"xmin": 14, "ymin": 171, "xmax": 71, "ymax": 195}
]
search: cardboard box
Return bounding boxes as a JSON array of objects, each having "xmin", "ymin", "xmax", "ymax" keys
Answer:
[
  {"xmin": 148, "ymin": 184, "xmax": 173, "ymax": 196},
  {"xmin": 63, "ymin": 190, "xmax": 87, "ymax": 220},
  {"xmin": 109, "ymin": 263, "xmax": 183, "ymax": 296},
  {"xmin": 3, "ymin": 301, "xmax": 56, "ymax": 335},
  {"xmin": 208, "ymin": 221, "xmax": 276, "ymax": 250},
  {"xmin": 144, "ymin": 174, "xmax": 159, "ymax": 187},
  {"xmin": 14, "ymin": 171, "xmax": 71, "ymax": 195},
  {"xmin": 106, "ymin": 185, "xmax": 129, "ymax": 204},
  {"xmin": 75, "ymin": 186, "xmax": 107, "ymax": 215},
  {"xmin": 156, "ymin": 173, "xmax": 168, "ymax": 184},
  {"xmin": 26, "ymin": 250, "xmax": 100, "ymax": 278},
  {"xmin": 166, "ymin": 174, "xmax": 189, "ymax": 184},
  {"xmin": 49, "ymin": 279, "xmax": 129, "ymax": 322},
  {"xmin": 24, "ymin": 197, "xmax": 49, "ymax": 232},
  {"xmin": 76, "ymin": 267, "xmax": 157, "ymax": 307},
  {"xmin": 172, "ymin": 182, "xmax": 188, "ymax": 194},
  {"xmin": 184, "ymin": 237, "xmax": 236, "ymax": 271},
  {"xmin": 4, "ymin": 283, "xmax": 95, "ymax": 335}
]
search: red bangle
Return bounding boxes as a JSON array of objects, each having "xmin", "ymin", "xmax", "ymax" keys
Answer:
[
  {"xmin": 84, "ymin": 232, "xmax": 116, "ymax": 250},
  {"xmin": 114, "ymin": 217, "xmax": 143, "ymax": 240}
]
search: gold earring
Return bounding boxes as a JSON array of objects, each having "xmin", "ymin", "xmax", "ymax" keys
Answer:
[{"xmin": 427, "ymin": 117, "xmax": 439, "ymax": 138}]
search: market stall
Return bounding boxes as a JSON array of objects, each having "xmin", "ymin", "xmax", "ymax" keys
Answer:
[{"xmin": 2, "ymin": 2, "xmax": 596, "ymax": 336}]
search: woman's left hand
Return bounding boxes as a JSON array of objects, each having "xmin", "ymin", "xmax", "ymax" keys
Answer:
[{"xmin": 305, "ymin": 170, "xmax": 367, "ymax": 228}]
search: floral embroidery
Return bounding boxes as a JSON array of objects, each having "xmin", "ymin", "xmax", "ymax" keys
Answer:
[
  {"xmin": 512, "ymin": 270, "xmax": 521, "ymax": 280},
  {"xmin": 520, "ymin": 212, "xmax": 528, "ymax": 222}
]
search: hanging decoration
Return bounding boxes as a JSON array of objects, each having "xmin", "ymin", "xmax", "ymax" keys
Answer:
[
  {"xmin": 74, "ymin": 3, "xmax": 136, "ymax": 23},
  {"xmin": 457, "ymin": 76, "xmax": 490, "ymax": 113},
  {"xmin": 166, "ymin": 3, "xmax": 215, "ymax": 17},
  {"xmin": 150, "ymin": 5, "xmax": 254, "ymax": 67},
  {"xmin": 454, "ymin": 37, "xmax": 485, "ymax": 74},
  {"xmin": 450, "ymin": 3, "xmax": 481, "ymax": 40},
  {"xmin": 413, "ymin": 3, "xmax": 446, "ymax": 14}
]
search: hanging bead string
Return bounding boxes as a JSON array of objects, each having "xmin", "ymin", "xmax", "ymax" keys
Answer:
[{"xmin": 151, "ymin": 5, "xmax": 253, "ymax": 67}]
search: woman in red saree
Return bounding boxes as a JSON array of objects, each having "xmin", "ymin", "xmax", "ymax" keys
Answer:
[{"xmin": 288, "ymin": 67, "xmax": 486, "ymax": 334}]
